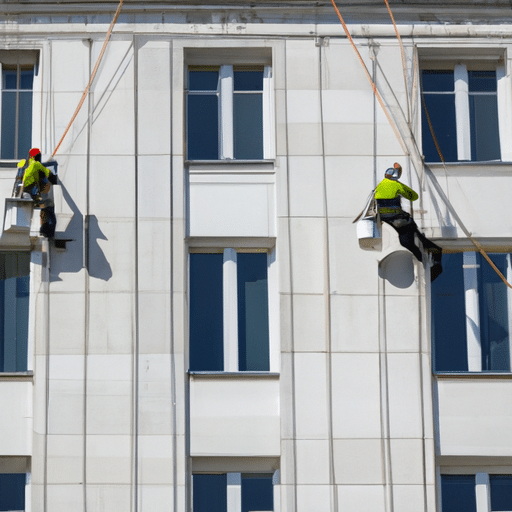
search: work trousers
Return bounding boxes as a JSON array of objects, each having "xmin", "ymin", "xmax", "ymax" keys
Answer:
[{"xmin": 380, "ymin": 211, "xmax": 441, "ymax": 263}]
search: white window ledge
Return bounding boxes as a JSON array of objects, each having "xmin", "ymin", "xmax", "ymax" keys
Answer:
[
  {"xmin": 435, "ymin": 372, "xmax": 512, "ymax": 378},
  {"xmin": 0, "ymin": 371, "xmax": 34, "ymax": 381},
  {"xmin": 189, "ymin": 371, "xmax": 279, "ymax": 378}
]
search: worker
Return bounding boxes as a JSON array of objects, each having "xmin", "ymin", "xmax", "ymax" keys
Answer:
[
  {"xmin": 22, "ymin": 148, "xmax": 57, "ymax": 238},
  {"xmin": 375, "ymin": 162, "xmax": 443, "ymax": 281}
]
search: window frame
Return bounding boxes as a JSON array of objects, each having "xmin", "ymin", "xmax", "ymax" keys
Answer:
[
  {"xmin": 0, "ymin": 251, "xmax": 32, "ymax": 374},
  {"xmin": 185, "ymin": 64, "xmax": 274, "ymax": 162},
  {"xmin": 431, "ymin": 248, "xmax": 512, "ymax": 375},
  {"xmin": 418, "ymin": 48, "xmax": 511, "ymax": 163},
  {"xmin": 0, "ymin": 50, "xmax": 40, "ymax": 164},
  {"xmin": 191, "ymin": 471, "xmax": 278, "ymax": 512},
  {"xmin": 188, "ymin": 243, "xmax": 278, "ymax": 374},
  {"xmin": 439, "ymin": 471, "xmax": 512, "ymax": 512}
]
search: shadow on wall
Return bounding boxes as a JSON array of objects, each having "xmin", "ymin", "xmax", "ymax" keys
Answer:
[
  {"xmin": 50, "ymin": 181, "xmax": 112, "ymax": 282},
  {"xmin": 378, "ymin": 250, "xmax": 415, "ymax": 289}
]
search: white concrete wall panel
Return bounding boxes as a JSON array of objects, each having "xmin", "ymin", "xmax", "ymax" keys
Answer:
[
  {"xmin": 88, "ymin": 292, "xmax": 134, "ymax": 354},
  {"xmin": 331, "ymin": 353, "xmax": 382, "ymax": 439},
  {"xmin": 137, "ymin": 354, "xmax": 176, "ymax": 436},
  {"xmin": 0, "ymin": 382, "xmax": 32, "ymax": 455},
  {"xmin": 291, "ymin": 294, "xmax": 327, "ymax": 352},
  {"xmin": 293, "ymin": 353, "xmax": 329, "ymax": 439},
  {"xmin": 87, "ymin": 219, "xmax": 135, "ymax": 293},
  {"xmin": 295, "ymin": 439, "xmax": 330, "ymax": 484},
  {"xmin": 137, "ymin": 39, "xmax": 171, "ymax": 156},
  {"xmin": 47, "ymin": 292, "xmax": 86, "ymax": 354},
  {"xmin": 289, "ymin": 217, "xmax": 326, "ymax": 294},
  {"xmin": 46, "ymin": 484, "xmax": 83, "ymax": 512},
  {"xmin": 438, "ymin": 379, "xmax": 512, "ymax": 456},
  {"xmin": 86, "ymin": 434, "xmax": 132, "ymax": 484},
  {"xmin": 324, "ymin": 155, "xmax": 374, "ymax": 218},
  {"xmin": 330, "ymin": 294, "xmax": 380, "ymax": 353},
  {"xmin": 189, "ymin": 173, "xmax": 275, "ymax": 237},
  {"xmin": 189, "ymin": 376, "xmax": 280, "ymax": 456},
  {"xmin": 328, "ymin": 218, "xmax": 379, "ymax": 295},
  {"xmin": 295, "ymin": 485, "xmax": 332, "ymax": 512},
  {"xmin": 337, "ymin": 485, "xmax": 386, "ymax": 512},
  {"xmin": 392, "ymin": 485, "xmax": 427, "ymax": 512},
  {"xmin": 387, "ymin": 353, "xmax": 424, "ymax": 438},
  {"xmin": 333, "ymin": 439, "xmax": 384, "ymax": 484},
  {"xmin": 46, "ymin": 434, "xmax": 83, "ymax": 484}
]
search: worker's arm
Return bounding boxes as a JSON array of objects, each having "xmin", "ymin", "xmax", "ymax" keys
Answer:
[{"xmin": 397, "ymin": 181, "xmax": 418, "ymax": 201}]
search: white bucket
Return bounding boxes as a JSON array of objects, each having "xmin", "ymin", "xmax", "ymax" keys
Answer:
[{"xmin": 357, "ymin": 217, "xmax": 382, "ymax": 251}]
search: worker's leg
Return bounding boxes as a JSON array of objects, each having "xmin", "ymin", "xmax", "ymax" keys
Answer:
[
  {"xmin": 40, "ymin": 207, "xmax": 56, "ymax": 238},
  {"xmin": 396, "ymin": 224, "xmax": 424, "ymax": 262},
  {"xmin": 381, "ymin": 215, "xmax": 423, "ymax": 262}
]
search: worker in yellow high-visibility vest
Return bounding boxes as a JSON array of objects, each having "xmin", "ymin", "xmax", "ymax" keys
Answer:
[
  {"xmin": 22, "ymin": 148, "xmax": 58, "ymax": 238},
  {"xmin": 22, "ymin": 148, "xmax": 52, "ymax": 201},
  {"xmin": 375, "ymin": 162, "xmax": 443, "ymax": 281}
]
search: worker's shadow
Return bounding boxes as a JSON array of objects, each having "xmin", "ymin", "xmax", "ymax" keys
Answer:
[{"xmin": 50, "ymin": 182, "xmax": 112, "ymax": 282}]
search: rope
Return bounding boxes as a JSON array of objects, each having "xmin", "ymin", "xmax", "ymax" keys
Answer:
[
  {"xmin": 51, "ymin": 0, "xmax": 125, "ymax": 157},
  {"xmin": 329, "ymin": 0, "xmax": 408, "ymax": 156},
  {"xmin": 329, "ymin": 0, "xmax": 512, "ymax": 288},
  {"xmin": 383, "ymin": 0, "xmax": 411, "ymax": 125}
]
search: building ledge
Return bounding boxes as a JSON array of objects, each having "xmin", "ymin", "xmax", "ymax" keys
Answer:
[{"xmin": 189, "ymin": 371, "xmax": 279, "ymax": 378}]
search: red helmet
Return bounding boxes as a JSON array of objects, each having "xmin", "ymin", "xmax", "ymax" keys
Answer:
[{"xmin": 29, "ymin": 148, "xmax": 41, "ymax": 158}]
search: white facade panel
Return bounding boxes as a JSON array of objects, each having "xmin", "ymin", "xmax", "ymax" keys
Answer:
[
  {"xmin": 0, "ymin": 381, "xmax": 32, "ymax": 455},
  {"xmin": 189, "ymin": 375, "xmax": 280, "ymax": 457}
]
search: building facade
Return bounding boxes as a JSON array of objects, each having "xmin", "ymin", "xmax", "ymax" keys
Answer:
[{"xmin": 0, "ymin": 1, "xmax": 512, "ymax": 510}]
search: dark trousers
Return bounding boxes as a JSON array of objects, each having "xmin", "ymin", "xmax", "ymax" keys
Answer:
[
  {"xmin": 380, "ymin": 212, "xmax": 441, "ymax": 263},
  {"xmin": 40, "ymin": 207, "xmax": 56, "ymax": 238}
]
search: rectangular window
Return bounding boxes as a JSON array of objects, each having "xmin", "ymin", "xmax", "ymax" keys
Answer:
[
  {"xmin": 441, "ymin": 473, "xmax": 512, "ymax": 512},
  {"xmin": 192, "ymin": 473, "xmax": 274, "ymax": 512},
  {"xmin": 421, "ymin": 65, "xmax": 501, "ymax": 163},
  {"xmin": 186, "ymin": 65, "xmax": 272, "ymax": 161},
  {"xmin": 0, "ymin": 252, "xmax": 30, "ymax": 373},
  {"xmin": 432, "ymin": 252, "xmax": 512, "ymax": 373},
  {"xmin": 189, "ymin": 249, "xmax": 270, "ymax": 372},
  {"xmin": 0, "ymin": 51, "xmax": 37, "ymax": 161},
  {"xmin": 0, "ymin": 473, "xmax": 26, "ymax": 511}
]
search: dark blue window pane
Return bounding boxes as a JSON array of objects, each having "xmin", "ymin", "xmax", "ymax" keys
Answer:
[
  {"xmin": 20, "ymin": 69, "xmax": 33, "ymax": 90},
  {"xmin": 242, "ymin": 474, "xmax": 273, "ymax": 512},
  {"xmin": 189, "ymin": 254, "xmax": 223, "ymax": 371},
  {"xmin": 0, "ymin": 473, "xmax": 25, "ymax": 511},
  {"xmin": 469, "ymin": 94, "xmax": 500, "ymax": 162},
  {"xmin": 422, "ymin": 93, "xmax": 457, "ymax": 163},
  {"xmin": 237, "ymin": 253, "xmax": 269, "ymax": 371},
  {"xmin": 0, "ymin": 253, "xmax": 30, "ymax": 373},
  {"xmin": 479, "ymin": 254, "xmax": 510, "ymax": 371},
  {"xmin": 189, "ymin": 71, "xmax": 219, "ymax": 91},
  {"xmin": 491, "ymin": 475, "xmax": 512, "ymax": 511},
  {"xmin": 187, "ymin": 95, "xmax": 218, "ymax": 160},
  {"xmin": 193, "ymin": 474, "xmax": 227, "ymax": 512},
  {"xmin": 234, "ymin": 70, "xmax": 263, "ymax": 91},
  {"xmin": 441, "ymin": 475, "xmax": 476, "ymax": 512},
  {"xmin": 422, "ymin": 70, "xmax": 454, "ymax": 92},
  {"xmin": 2, "ymin": 70, "xmax": 17, "ymax": 90},
  {"xmin": 432, "ymin": 254, "xmax": 468, "ymax": 372},
  {"xmin": 234, "ymin": 94, "xmax": 263, "ymax": 160},
  {"xmin": 468, "ymin": 70, "xmax": 497, "ymax": 92},
  {"xmin": 18, "ymin": 91, "xmax": 33, "ymax": 160},
  {"xmin": 1, "ymin": 91, "xmax": 16, "ymax": 159}
]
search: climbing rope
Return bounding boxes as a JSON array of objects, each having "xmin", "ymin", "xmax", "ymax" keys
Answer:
[
  {"xmin": 329, "ymin": 0, "xmax": 512, "ymax": 288},
  {"xmin": 329, "ymin": 0, "xmax": 408, "ymax": 156},
  {"xmin": 51, "ymin": 0, "xmax": 125, "ymax": 157}
]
